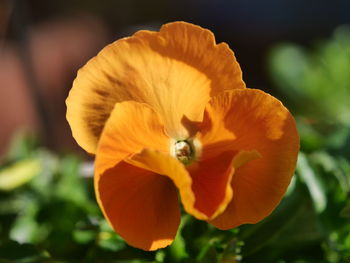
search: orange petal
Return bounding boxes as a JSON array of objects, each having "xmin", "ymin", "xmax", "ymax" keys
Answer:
[
  {"xmin": 204, "ymin": 89, "xmax": 299, "ymax": 229},
  {"xmin": 94, "ymin": 101, "xmax": 179, "ymax": 250},
  {"xmin": 95, "ymin": 100, "xmax": 169, "ymax": 177},
  {"xmin": 196, "ymin": 99, "xmax": 236, "ymax": 160},
  {"xmin": 187, "ymin": 151, "xmax": 235, "ymax": 219},
  {"xmin": 96, "ymin": 161, "xmax": 180, "ymax": 250},
  {"xmin": 127, "ymin": 149, "xmax": 235, "ymax": 220},
  {"xmin": 66, "ymin": 21, "xmax": 245, "ymax": 153}
]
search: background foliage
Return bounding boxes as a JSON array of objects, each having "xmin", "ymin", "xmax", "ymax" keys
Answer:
[{"xmin": 1, "ymin": 28, "xmax": 350, "ymax": 263}]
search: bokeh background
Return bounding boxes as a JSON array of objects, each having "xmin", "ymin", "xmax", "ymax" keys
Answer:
[{"xmin": 1, "ymin": 0, "xmax": 350, "ymax": 262}]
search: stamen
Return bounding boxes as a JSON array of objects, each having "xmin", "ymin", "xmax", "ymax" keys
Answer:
[{"xmin": 174, "ymin": 140, "xmax": 193, "ymax": 164}]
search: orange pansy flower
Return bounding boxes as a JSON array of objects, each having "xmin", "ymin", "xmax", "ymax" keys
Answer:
[{"xmin": 66, "ymin": 22, "xmax": 299, "ymax": 251}]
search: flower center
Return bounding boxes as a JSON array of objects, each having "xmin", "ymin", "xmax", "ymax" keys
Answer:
[{"xmin": 174, "ymin": 140, "xmax": 193, "ymax": 165}]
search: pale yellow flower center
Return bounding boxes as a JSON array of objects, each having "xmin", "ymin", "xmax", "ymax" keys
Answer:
[
  {"xmin": 171, "ymin": 139, "xmax": 201, "ymax": 165},
  {"xmin": 174, "ymin": 141, "xmax": 192, "ymax": 163}
]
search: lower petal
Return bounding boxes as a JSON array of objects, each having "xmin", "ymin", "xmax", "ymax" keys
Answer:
[
  {"xmin": 95, "ymin": 161, "xmax": 180, "ymax": 250},
  {"xmin": 127, "ymin": 149, "xmax": 235, "ymax": 220},
  {"xmin": 187, "ymin": 152, "xmax": 235, "ymax": 219}
]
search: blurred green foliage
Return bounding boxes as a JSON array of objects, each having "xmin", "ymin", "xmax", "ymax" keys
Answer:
[
  {"xmin": 1, "ymin": 27, "xmax": 350, "ymax": 262},
  {"xmin": 269, "ymin": 26, "xmax": 350, "ymax": 126}
]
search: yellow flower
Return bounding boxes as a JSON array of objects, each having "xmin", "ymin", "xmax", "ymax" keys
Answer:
[{"xmin": 66, "ymin": 22, "xmax": 299, "ymax": 251}]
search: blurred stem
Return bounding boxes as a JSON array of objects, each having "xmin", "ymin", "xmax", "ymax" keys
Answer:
[
  {"xmin": 10, "ymin": 0, "xmax": 52, "ymax": 147},
  {"xmin": 0, "ymin": 0, "xmax": 14, "ymax": 51}
]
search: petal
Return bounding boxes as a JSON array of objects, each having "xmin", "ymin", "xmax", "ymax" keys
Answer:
[
  {"xmin": 203, "ymin": 89, "xmax": 299, "ymax": 229},
  {"xmin": 96, "ymin": 161, "xmax": 180, "ymax": 250},
  {"xmin": 94, "ymin": 101, "xmax": 179, "ymax": 250},
  {"xmin": 95, "ymin": 100, "xmax": 169, "ymax": 177},
  {"xmin": 144, "ymin": 21, "xmax": 245, "ymax": 95},
  {"xmin": 196, "ymin": 101, "xmax": 236, "ymax": 160},
  {"xmin": 127, "ymin": 149, "xmax": 235, "ymax": 220},
  {"xmin": 66, "ymin": 21, "xmax": 245, "ymax": 153},
  {"xmin": 187, "ymin": 152, "xmax": 236, "ymax": 219}
]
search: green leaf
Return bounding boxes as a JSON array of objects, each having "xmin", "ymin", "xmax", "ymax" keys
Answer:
[
  {"xmin": 97, "ymin": 220, "xmax": 126, "ymax": 252},
  {"xmin": 295, "ymin": 117, "xmax": 325, "ymax": 152},
  {"xmin": 54, "ymin": 155, "xmax": 88, "ymax": 206},
  {"xmin": 0, "ymin": 159, "xmax": 41, "ymax": 191},
  {"xmin": 340, "ymin": 203, "xmax": 350, "ymax": 218},
  {"xmin": 239, "ymin": 179, "xmax": 323, "ymax": 262},
  {"xmin": 310, "ymin": 151, "xmax": 350, "ymax": 194},
  {"xmin": 268, "ymin": 44, "xmax": 309, "ymax": 97},
  {"xmin": 196, "ymin": 243, "xmax": 219, "ymax": 263},
  {"xmin": 73, "ymin": 229, "xmax": 96, "ymax": 244},
  {"xmin": 0, "ymin": 241, "xmax": 50, "ymax": 263},
  {"xmin": 9, "ymin": 201, "xmax": 40, "ymax": 243},
  {"xmin": 297, "ymin": 152, "xmax": 327, "ymax": 213},
  {"xmin": 268, "ymin": 27, "xmax": 350, "ymax": 126},
  {"xmin": 5, "ymin": 132, "xmax": 39, "ymax": 161}
]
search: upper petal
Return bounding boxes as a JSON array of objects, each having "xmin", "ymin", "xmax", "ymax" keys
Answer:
[
  {"xmin": 66, "ymin": 21, "xmax": 245, "ymax": 153},
  {"xmin": 201, "ymin": 89, "xmax": 299, "ymax": 229}
]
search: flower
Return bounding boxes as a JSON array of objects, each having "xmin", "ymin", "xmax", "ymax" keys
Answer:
[{"xmin": 66, "ymin": 21, "xmax": 299, "ymax": 251}]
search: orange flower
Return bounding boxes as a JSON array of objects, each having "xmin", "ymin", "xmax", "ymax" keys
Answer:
[{"xmin": 66, "ymin": 22, "xmax": 299, "ymax": 251}]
